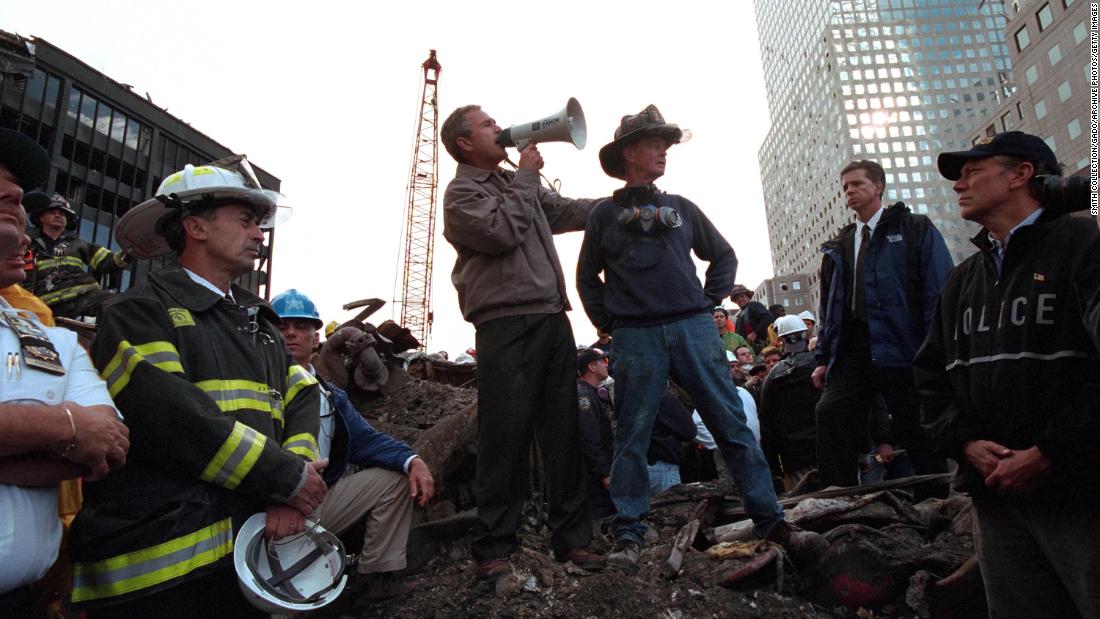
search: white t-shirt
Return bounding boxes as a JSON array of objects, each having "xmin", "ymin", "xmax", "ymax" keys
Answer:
[
  {"xmin": 0, "ymin": 302, "xmax": 117, "ymax": 593},
  {"xmin": 315, "ymin": 381, "xmax": 336, "ymax": 461},
  {"xmin": 692, "ymin": 387, "xmax": 761, "ymax": 450}
]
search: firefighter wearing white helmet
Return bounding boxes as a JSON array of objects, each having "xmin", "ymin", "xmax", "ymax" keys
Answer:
[
  {"xmin": 796, "ymin": 311, "xmax": 817, "ymax": 349},
  {"xmin": 775, "ymin": 314, "xmax": 807, "ymax": 339},
  {"xmin": 759, "ymin": 314, "xmax": 820, "ymax": 489},
  {"xmin": 70, "ymin": 156, "xmax": 323, "ymax": 616},
  {"xmin": 114, "ymin": 157, "xmax": 290, "ymax": 259}
]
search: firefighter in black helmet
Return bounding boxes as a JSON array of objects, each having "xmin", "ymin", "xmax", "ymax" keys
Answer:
[{"xmin": 24, "ymin": 192, "xmax": 130, "ymax": 318}]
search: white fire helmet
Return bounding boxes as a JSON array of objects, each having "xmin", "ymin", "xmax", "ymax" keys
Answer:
[
  {"xmin": 775, "ymin": 315, "xmax": 808, "ymax": 338},
  {"xmin": 115, "ymin": 156, "xmax": 291, "ymax": 259},
  {"xmin": 233, "ymin": 512, "xmax": 348, "ymax": 613}
]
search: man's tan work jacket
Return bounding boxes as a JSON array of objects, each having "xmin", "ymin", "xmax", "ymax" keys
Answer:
[{"xmin": 442, "ymin": 163, "xmax": 594, "ymax": 326}]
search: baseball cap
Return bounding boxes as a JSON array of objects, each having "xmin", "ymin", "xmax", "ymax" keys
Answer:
[
  {"xmin": 937, "ymin": 131, "xmax": 1058, "ymax": 181},
  {"xmin": 577, "ymin": 347, "xmax": 609, "ymax": 374},
  {"xmin": 0, "ymin": 128, "xmax": 50, "ymax": 190}
]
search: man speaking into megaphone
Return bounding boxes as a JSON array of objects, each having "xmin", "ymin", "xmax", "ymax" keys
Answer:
[{"xmin": 439, "ymin": 104, "xmax": 606, "ymax": 582}]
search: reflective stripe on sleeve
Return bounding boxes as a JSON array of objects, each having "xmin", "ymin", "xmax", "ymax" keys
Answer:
[
  {"xmin": 193, "ymin": 378, "xmax": 285, "ymax": 425},
  {"xmin": 35, "ymin": 256, "xmax": 86, "ymax": 271},
  {"xmin": 71, "ymin": 517, "xmax": 233, "ymax": 603},
  {"xmin": 101, "ymin": 340, "xmax": 185, "ymax": 397},
  {"xmin": 282, "ymin": 432, "xmax": 319, "ymax": 461},
  {"xmin": 89, "ymin": 247, "xmax": 111, "ymax": 270},
  {"xmin": 199, "ymin": 422, "xmax": 267, "ymax": 489},
  {"xmin": 39, "ymin": 282, "xmax": 101, "ymax": 305},
  {"xmin": 284, "ymin": 364, "xmax": 317, "ymax": 405}
]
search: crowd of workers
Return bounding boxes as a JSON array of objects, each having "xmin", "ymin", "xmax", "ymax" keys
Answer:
[{"xmin": 0, "ymin": 93, "xmax": 1096, "ymax": 619}]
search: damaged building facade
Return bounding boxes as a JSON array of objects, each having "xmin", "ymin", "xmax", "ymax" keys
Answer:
[{"xmin": 0, "ymin": 30, "xmax": 279, "ymax": 295}]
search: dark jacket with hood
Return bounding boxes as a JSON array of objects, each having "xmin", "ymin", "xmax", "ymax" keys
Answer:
[{"xmin": 815, "ymin": 202, "xmax": 953, "ymax": 377}]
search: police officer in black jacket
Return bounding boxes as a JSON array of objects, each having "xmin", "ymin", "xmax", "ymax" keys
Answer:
[
  {"xmin": 916, "ymin": 132, "xmax": 1100, "ymax": 619},
  {"xmin": 576, "ymin": 347, "xmax": 615, "ymax": 520}
]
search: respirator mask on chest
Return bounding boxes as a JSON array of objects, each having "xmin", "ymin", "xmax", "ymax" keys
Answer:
[{"xmin": 613, "ymin": 184, "xmax": 682, "ymax": 235}]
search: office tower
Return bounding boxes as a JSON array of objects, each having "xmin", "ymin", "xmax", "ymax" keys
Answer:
[
  {"xmin": 755, "ymin": 0, "xmax": 1013, "ymax": 295},
  {"xmin": 967, "ymin": 0, "xmax": 1092, "ymax": 176}
]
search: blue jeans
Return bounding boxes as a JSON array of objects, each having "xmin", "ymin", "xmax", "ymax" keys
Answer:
[
  {"xmin": 610, "ymin": 313, "xmax": 784, "ymax": 545},
  {"xmin": 646, "ymin": 461, "xmax": 681, "ymax": 497}
]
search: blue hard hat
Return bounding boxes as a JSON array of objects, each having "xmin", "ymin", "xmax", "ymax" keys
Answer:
[{"xmin": 271, "ymin": 289, "xmax": 323, "ymax": 328}]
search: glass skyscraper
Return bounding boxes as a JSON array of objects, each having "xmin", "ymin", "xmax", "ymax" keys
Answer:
[{"xmin": 754, "ymin": 0, "xmax": 1013, "ymax": 293}]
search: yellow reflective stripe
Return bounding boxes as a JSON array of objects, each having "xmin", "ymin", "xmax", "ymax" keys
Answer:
[
  {"xmin": 89, "ymin": 247, "xmax": 111, "ymax": 270},
  {"xmin": 101, "ymin": 340, "xmax": 184, "ymax": 398},
  {"xmin": 199, "ymin": 422, "xmax": 267, "ymax": 489},
  {"xmin": 36, "ymin": 256, "xmax": 86, "ymax": 270},
  {"xmin": 39, "ymin": 282, "xmax": 100, "ymax": 305},
  {"xmin": 283, "ymin": 432, "xmax": 318, "ymax": 461},
  {"xmin": 71, "ymin": 517, "xmax": 233, "ymax": 602},
  {"xmin": 194, "ymin": 378, "xmax": 284, "ymax": 425},
  {"xmin": 285, "ymin": 364, "xmax": 317, "ymax": 404}
]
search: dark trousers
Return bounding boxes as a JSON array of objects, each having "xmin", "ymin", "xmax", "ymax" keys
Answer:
[
  {"xmin": 472, "ymin": 312, "xmax": 591, "ymax": 562},
  {"xmin": 0, "ymin": 585, "xmax": 36, "ymax": 619},
  {"xmin": 84, "ymin": 568, "xmax": 265, "ymax": 619},
  {"xmin": 815, "ymin": 328, "xmax": 947, "ymax": 498},
  {"xmin": 974, "ymin": 495, "xmax": 1100, "ymax": 619}
]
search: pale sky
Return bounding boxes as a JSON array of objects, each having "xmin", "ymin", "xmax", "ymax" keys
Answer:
[{"xmin": 8, "ymin": 1, "xmax": 778, "ymax": 355}]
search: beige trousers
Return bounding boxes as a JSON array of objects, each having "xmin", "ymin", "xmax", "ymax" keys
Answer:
[{"xmin": 316, "ymin": 468, "xmax": 412, "ymax": 574}]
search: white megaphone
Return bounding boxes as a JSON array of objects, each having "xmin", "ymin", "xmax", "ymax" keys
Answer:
[{"xmin": 496, "ymin": 98, "xmax": 587, "ymax": 151}]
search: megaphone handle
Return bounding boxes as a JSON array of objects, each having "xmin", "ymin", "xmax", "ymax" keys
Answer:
[
  {"xmin": 515, "ymin": 138, "xmax": 530, "ymax": 150},
  {"xmin": 503, "ymin": 157, "xmax": 561, "ymax": 195}
]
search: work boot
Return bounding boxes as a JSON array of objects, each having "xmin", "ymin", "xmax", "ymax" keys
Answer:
[
  {"xmin": 765, "ymin": 521, "xmax": 828, "ymax": 565},
  {"xmin": 357, "ymin": 571, "xmax": 405, "ymax": 601},
  {"xmin": 556, "ymin": 547, "xmax": 606, "ymax": 572},
  {"xmin": 346, "ymin": 571, "xmax": 407, "ymax": 614},
  {"xmin": 475, "ymin": 558, "xmax": 512, "ymax": 582},
  {"xmin": 606, "ymin": 540, "xmax": 640, "ymax": 574}
]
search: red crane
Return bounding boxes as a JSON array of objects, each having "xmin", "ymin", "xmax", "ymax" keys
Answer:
[{"xmin": 397, "ymin": 50, "xmax": 441, "ymax": 349}]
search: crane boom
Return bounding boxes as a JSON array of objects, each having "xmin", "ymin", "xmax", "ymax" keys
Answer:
[{"xmin": 397, "ymin": 50, "xmax": 441, "ymax": 349}]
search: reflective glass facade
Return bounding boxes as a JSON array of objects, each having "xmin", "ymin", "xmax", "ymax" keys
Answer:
[
  {"xmin": 754, "ymin": 0, "xmax": 1013, "ymax": 291},
  {"xmin": 0, "ymin": 32, "xmax": 279, "ymax": 296},
  {"xmin": 969, "ymin": 0, "xmax": 1092, "ymax": 177}
]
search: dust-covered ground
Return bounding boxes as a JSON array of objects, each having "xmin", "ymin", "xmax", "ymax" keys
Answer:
[
  {"xmin": 321, "ymin": 505, "xmax": 839, "ymax": 619},
  {"xmin": 323, "ymin": 376, "xmax": 976, "ymax": 618}
]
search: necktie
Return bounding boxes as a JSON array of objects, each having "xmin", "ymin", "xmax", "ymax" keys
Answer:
[{"xmin": 852, "ymin": 225, "xmax": 871, "ymax": 320}]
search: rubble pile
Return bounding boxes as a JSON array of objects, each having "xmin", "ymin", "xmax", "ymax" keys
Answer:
[
  {"xmin": 331, "ymin": 375, "xmax": 980, "ymax": 618},
  {"xmin": 353, "ymin": 376, "xmax": 476, "ymax": 438}
]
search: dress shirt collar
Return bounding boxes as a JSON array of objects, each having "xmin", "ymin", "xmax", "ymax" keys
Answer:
[
  {"xmin": 183, "ymin": 267, "xmax": 233, "ymax": 302},
  {"xmin": 858, "ymin": 206, "xmax": 884, "ymax": 235}
]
